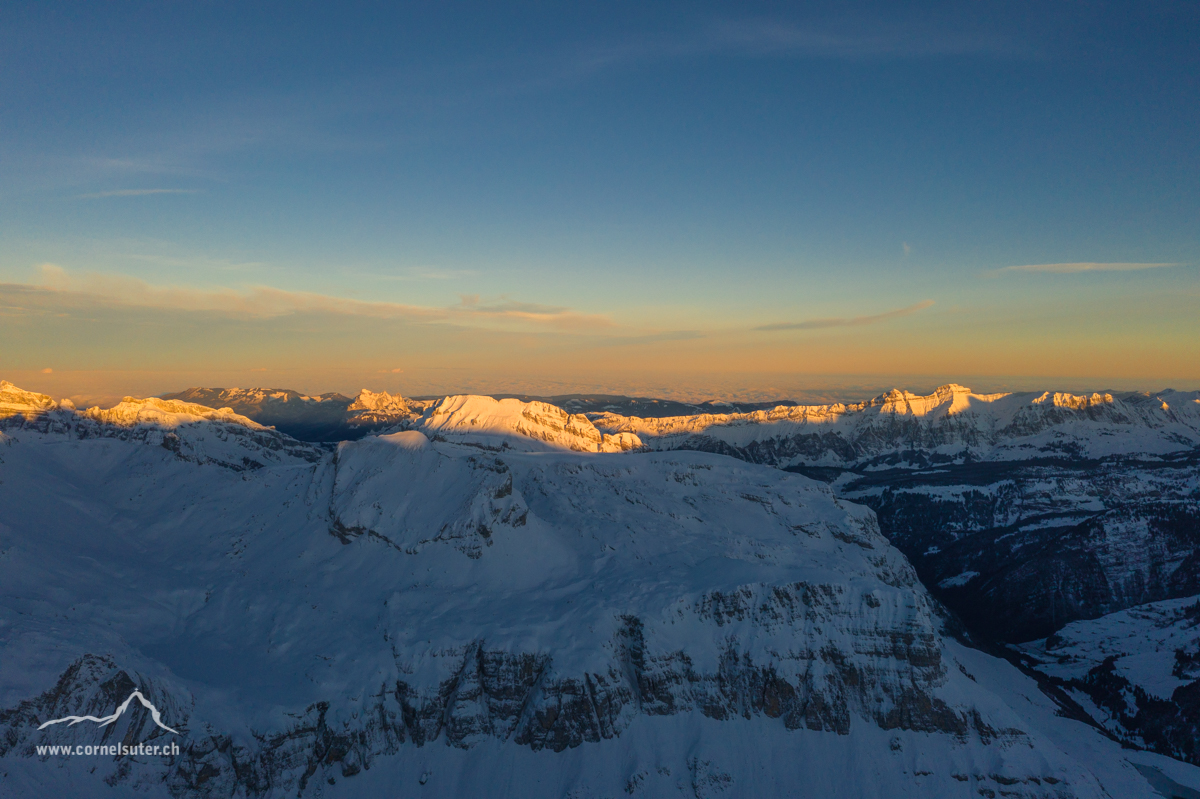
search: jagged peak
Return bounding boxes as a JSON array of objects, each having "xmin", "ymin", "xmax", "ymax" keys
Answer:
[
  {"xmin": 1031, "ymin": 391, "xmax": 1115, "ymax": 409},
  {"xmin": 348, "ymin": 388, "xmax": 407, "ymax": 412}
]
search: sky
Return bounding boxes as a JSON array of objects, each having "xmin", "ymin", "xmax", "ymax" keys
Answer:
[{"xmin": 1, "ymin": 1, "xmax": 1197, "ymax": 404}]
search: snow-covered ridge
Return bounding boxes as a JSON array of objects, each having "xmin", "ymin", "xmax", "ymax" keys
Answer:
[
  {"xmin": 590, "ymin": 384, "xmax": 1200, "ymax": 466},
  {"xmin": 166, "ymin": 386, "xmax": 351, "ymax": 406},
  {"xmin": 81, "ymin": 396, "xmax": 263, "ymax": 429},
  {"xmin": 411, "ymin": 394, "xmax": 642, "ymax": 453},
  {"xmin": 0, "ymin": 381, "xmax": 320, "ymax": 469},
  {"xmin": 2, "ymin": 381, "xmax": 262, "ymax": 429}
]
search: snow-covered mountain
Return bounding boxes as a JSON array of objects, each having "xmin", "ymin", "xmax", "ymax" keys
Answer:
[
  {"xmin": 1, "ymin": 381, "xmax": 1192, "ymax": 797},
  {"xmin": 407, "ymin": 394, "xmax": 642, "ymax": 453}
]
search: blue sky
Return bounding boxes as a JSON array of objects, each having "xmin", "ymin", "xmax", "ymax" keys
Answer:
[{"xmin": 1, "ymin": 2, "xmax": 1197, "ymax": 401}]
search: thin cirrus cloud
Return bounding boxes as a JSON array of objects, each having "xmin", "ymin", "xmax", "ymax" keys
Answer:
[
  {"xmin": 455, "ymin": 294, "xmax": 613, "ymax": 329},
  {"xmin": 16, "ymin": 264, "xmax": 612, "ymax": 332},
  {"xmin": 755, "ymin": 299, "xmax": 935, "ymax": 332},
  {"xmin": 558, "ymin": 18, "xmax": 1025, "ymax": 84},
  {"xmin": 993, "ymin": 262, "xmax": 1181, "ymax": 275},
  {"xmin": 707, "ymin": 19, "xmax": 1024, "ymax": 59},
  {"xmin": 76, "ymin": 189, "xmax": 200, "ymax": 199}
]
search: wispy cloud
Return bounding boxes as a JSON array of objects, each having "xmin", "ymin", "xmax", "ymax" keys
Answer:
[
  {"xmin": 17, "ymin": 265, "xmax": 611, "ymax": 332},
  {"xmin": 755, "ymin": 300, "xmax": 934, "ymax": 332},
  {"xmin": 455, "ymin": 295, "xmax": 613, "ymax": 330},
  {"xmin": 77, "ymin": 188, "xmax": 199, "ymax": 199},
  {"xmin": 708, "ymin": 18, "xmax": 1022, "ymax": 60},
  {"xmin": 542, "ymin": 17, "xmax": 1026, "ymax": 89},
  {"xmin": 123, "ymin": 252, "xmax": 266, "ymax": 272},
  {"xmin": 993, "ymin": 262, "xmax": 1181, "ymax": 275}
]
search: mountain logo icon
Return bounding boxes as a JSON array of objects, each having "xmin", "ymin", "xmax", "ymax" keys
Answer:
[{"xmin": 38, "ymin": 690, "xmax": 179, "ymax": 735}]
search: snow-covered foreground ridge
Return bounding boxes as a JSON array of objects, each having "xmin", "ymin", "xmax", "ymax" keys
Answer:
[
  {"xmin": 591, "ymin": 383, "xmax": 1200, "ymax": 465},
  {"xmin": 0, "ymin": 382, "xmax": 1195, "ymax": 797}
]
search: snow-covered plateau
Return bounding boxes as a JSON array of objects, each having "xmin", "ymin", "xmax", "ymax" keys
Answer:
[{"xmin": 2, "ymin": 381, "xmax": 1199, "ymax": 797}]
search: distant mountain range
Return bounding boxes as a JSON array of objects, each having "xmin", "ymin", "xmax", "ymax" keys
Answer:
[{"xmin": 158, "ymin": 386, "xmax": 803, "ymax": 441}]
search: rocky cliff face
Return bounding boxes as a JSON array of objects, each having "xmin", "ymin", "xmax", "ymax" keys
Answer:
[
  {"xmin": 838, "ymin": 450, "xmax": 1200, "ymax": 642},
  {"xmin": 0, "ymin": 383, "xmax": 1180, "ymax": 798}
]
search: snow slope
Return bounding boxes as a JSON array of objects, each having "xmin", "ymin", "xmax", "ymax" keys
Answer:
[{"xmin": 0, "ymin": 383, "xmax": 1195, "ymax": 797}]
